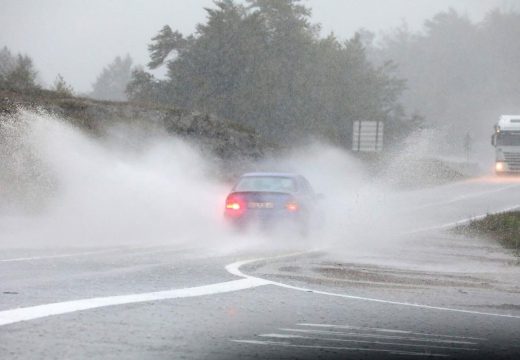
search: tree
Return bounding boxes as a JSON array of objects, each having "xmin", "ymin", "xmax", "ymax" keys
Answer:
[
  {"xmin": 148, "ymin": 25, "xmax": 188, "ymax": 69},
  {"xmin": 90, "ymin": 55, "xmax": 133, "ymax": 101},
  {"xmin": 0, "ymin": 48, "xmax": 39, "ymax": 90},
  {"xmin": 373, "ymin": 8, "xmax": 520, "ymax": 154},
  {"xmin": 0, "ymin": 47, "xmax": 16, "ymax": 86},
  {"xmin": 53, "ymin": 73, "xmax": 74, "ymax": 96},
  {"xmin": 126, "ymin": 68, "xmax": 161, "ymax": 103},
  {"xmin": 132, "ymin": 0, "xmax": 408, "ymax": 146}
]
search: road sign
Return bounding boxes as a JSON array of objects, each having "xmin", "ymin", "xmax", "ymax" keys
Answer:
[{"xmin": 352, "ymin": 120, "xmax": 383, "ymax": 152}]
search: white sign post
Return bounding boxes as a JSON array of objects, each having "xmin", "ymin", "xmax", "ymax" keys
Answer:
[{"xmin": 352, "ymin": 120, "xmax": 383, "ymax": 152}]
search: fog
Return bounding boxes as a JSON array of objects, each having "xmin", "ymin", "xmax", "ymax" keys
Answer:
[
  {"xmin": 2, "ymin": 4, "xmax": 520, "ymax": 357},
  {"xmin": 2, "ymin": 1, "xmax": 516, "ymax": 169},
  {"xmin": 0, "ymin": 0, "xmax": 506, "ymax": 92},
  {"xmin": 0, "ymin": 111, "xmax": 227, "ymax": 248},
  {"xmin": 0, "ymin": 0, "xmax": 518, "ymax": 253},
  {"xmin": 0, "ymin": 110, "xmax": 414, "ymax": 255}
]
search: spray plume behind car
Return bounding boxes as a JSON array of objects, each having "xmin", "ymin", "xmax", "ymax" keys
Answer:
[{"xmin": 0, "ymin": 109, "xmax": 425, "ymax": 258}]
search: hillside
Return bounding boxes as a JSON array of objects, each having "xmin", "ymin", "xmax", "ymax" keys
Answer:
[{"xmin": 0, "ymin": 88, "xmax": 264, "ymax": 164}]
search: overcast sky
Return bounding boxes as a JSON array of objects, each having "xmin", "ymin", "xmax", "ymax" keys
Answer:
[{"xmin": 0, "ymin": 0, "xmax": 511, "ymax": 93}]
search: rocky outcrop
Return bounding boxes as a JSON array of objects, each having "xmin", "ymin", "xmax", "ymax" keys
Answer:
[{"xmin": 0, "ymin": 88, "xmax": 264, "ymax": 164}]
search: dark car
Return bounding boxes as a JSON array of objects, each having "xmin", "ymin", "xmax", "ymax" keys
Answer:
[{"xmin": 224, "ymin": 172, "xmax": 319, "ymax": 234}]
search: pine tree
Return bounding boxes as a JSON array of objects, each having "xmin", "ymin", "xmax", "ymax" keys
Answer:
[
  {"xmin": 53, "ymin": 73, "xmax": 74, "ymax": 96},
  {"xmin": 91, "ymin": 55, "xmax": 133, "ymax": 101}
]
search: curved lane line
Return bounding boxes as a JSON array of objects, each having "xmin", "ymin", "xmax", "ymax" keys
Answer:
[
  {"xmin": 0, "ymin": 277, "xmax": 269, "ymax": 327},
  {"xmin": 226, "ymin": 254, "xmax": 520, "ymax": 320},
  {"xmin": 0, "ymin": 252, "xmax": 305, "ymax": 327},
  {"xmin": 1, "ymin": 244, "xmax": 519, "ymax": 328},
  {"xmin": 2, "ymin": 183, "xmax": 518, "ymax": 327}
]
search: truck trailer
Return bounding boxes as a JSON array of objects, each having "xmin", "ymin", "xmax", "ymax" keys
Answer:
[{"xmin": 491, "ymin": 115, "xmax": 520, "ymax": 174}]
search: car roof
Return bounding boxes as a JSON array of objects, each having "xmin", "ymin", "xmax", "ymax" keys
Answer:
[{"xmin": 240, "ymin": 172, "xmax": 300, "ymax": 178}]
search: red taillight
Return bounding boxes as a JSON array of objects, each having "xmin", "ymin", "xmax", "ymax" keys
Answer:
[
  {"xmin": 225, "ymin": 195, "xmax": 245, "ymax": 217},
  {"xmin": 286, "ymin": 202, "xmax": 299, "ymax": 212},
  {"xmin": 226, "ymin": 202, "xmax": 241, "ymax": 210}
]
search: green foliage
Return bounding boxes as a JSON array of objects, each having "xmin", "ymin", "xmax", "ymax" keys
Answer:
[
  {"xmin": 91, "ymin": 55, "xmax": 133, "ymax": 101},
  {"xmin": 126, "ymin": 68, "xmax": 167, "ymax": 103},
  {"xmin": 53, "ymin": 73, "xmax": 74, "ymax": 96},
  {"xmin": 0, "ymin": 47, "xmax": 39, "ymax": 91},
  {"xmin": 148, "ymin": 25, "xmax": 187, "ymax": 69},
  {"xmin": 458, "ymin": 211, "xmax": 520, "ymax": 254},
  {"xmin": 0, "ymin": 47, "xmax": 16, "ymax": 84},
  {"xmin": 130, "ymin": 0, "xmax": 408, "ymax": 146},
  {"xmin": 126, "ymin": 68, "xmax": 154, "ymax": 102}
]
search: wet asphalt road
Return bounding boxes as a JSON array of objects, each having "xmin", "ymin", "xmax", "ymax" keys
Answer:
[{"xmin": 1, "ymin": 177, "xmax": 520, "ymax": 359}]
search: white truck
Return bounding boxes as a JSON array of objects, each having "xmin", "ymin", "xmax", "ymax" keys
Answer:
[{"xmin": 491, "ymin": 115, "xmax": 520, "ymax": 174}]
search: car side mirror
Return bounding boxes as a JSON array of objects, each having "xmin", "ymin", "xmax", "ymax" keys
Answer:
[{"xmin": 491, "ymin": 134, "xmax": 497, "ymax": 147}]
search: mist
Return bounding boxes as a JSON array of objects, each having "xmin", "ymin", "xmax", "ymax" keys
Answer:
[
  {"xmin": 368, "ymin": 6, "xmax": 520, "ymax": 170},
  {"xmin": 2, "ymin": 2, "xmax": 520, "ymax": 359},
  {"xmin": 0, "ymin": 110, "xmax": 420, "ymax": 259},
  {"xmin": 0, "ymin": 110, "xmax": 228, "ymax": 248},
  {"xmin": 2, "ymin": 0, "xmax": 515, "ymax": 170},
  {"xmin": 0, "ymin": 110, "xmax": 392, "ymax": 254},
  {"xmin": 0, "ymin": 0, "xmax": 506, "ymax": 93},
  {"xmin": 2, "ymin": 0, "xmax": 517, "ymax": 256}
]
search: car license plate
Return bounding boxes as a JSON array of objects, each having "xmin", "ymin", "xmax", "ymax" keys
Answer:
[{"xmin": 248, "ymin": 202, "xmax": 274, "ymax": 209}]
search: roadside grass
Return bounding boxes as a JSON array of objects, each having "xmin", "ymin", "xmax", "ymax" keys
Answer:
[{"xmin": 455, "ymin": 211, "xmax": 520, "ymax": 256}]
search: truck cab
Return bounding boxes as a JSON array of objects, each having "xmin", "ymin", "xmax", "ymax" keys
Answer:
[{"xmin": 491, "ymin": 115, "xmax": 520, "ymax": 174}]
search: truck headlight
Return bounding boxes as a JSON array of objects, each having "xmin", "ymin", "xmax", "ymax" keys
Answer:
[{"xmin": 495, "ymin": 162, "xmax": 505, "ymax": 172}]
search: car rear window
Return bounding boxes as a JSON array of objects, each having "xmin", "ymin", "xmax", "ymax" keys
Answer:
[{"xmin": 234, "ymin": 176, "xmax": 297, "ymax": 193}]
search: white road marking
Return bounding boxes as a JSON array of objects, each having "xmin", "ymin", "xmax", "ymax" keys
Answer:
[
  {"xmin": 404, "ymin": 204, "xmax": 520, "ymax": 235},
  {"xmin": 274, "ymin": 279, "xmax": 520, "ymax": 319},
  {"xmin": 3, "ymin": 241, "xmax": 519, "ymax": 328},
  {"xmin": 259, "ymin": 333, "xmax": 478, "ymax": 351},
  {"xmin": 260, "ymin": 333, "xmax": 301, "ymax": 339},
  {"xmin": 232, "ymin": 339, "xmax": 450, "ymax": 357},
  {"xmin": 0, "ymin": 250, "xmax": 116, "ymax": 263},
  {"xmin": 412, "ymin": 185, "xmax": 520, "ymax": 210},
  {"xmin": 0, "ymin": 252, "xmax": 303, "ymax": 327},
  {"xmin": 298, "ymin": 323, "xmax": 487, "ymax": 340},
  {"xmin": 279, "ymin": 328, "xmax": 477, "ymax": 345},
  {"xmin": 0, "ymin": 277, "xmax": 269, "ymax": 326},
  {"xmin": 0, "ymin": 180, "xmax": 517, "ymax": 332},
  {"xmin": 0, "ymin": 246, "xmax": 193, "ymax": 263},
  {"xmin": 226, "ymin": 254, "xmax": 520, "ymax": 320},
  {"xmin": 225, "ymin": 251, "xmax": 311, "ymax": 278}
]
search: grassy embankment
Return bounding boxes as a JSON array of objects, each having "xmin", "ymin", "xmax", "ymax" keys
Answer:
[{"xmin": 457, "ymin": 211, "xmax": 520, "ymax": 255}]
